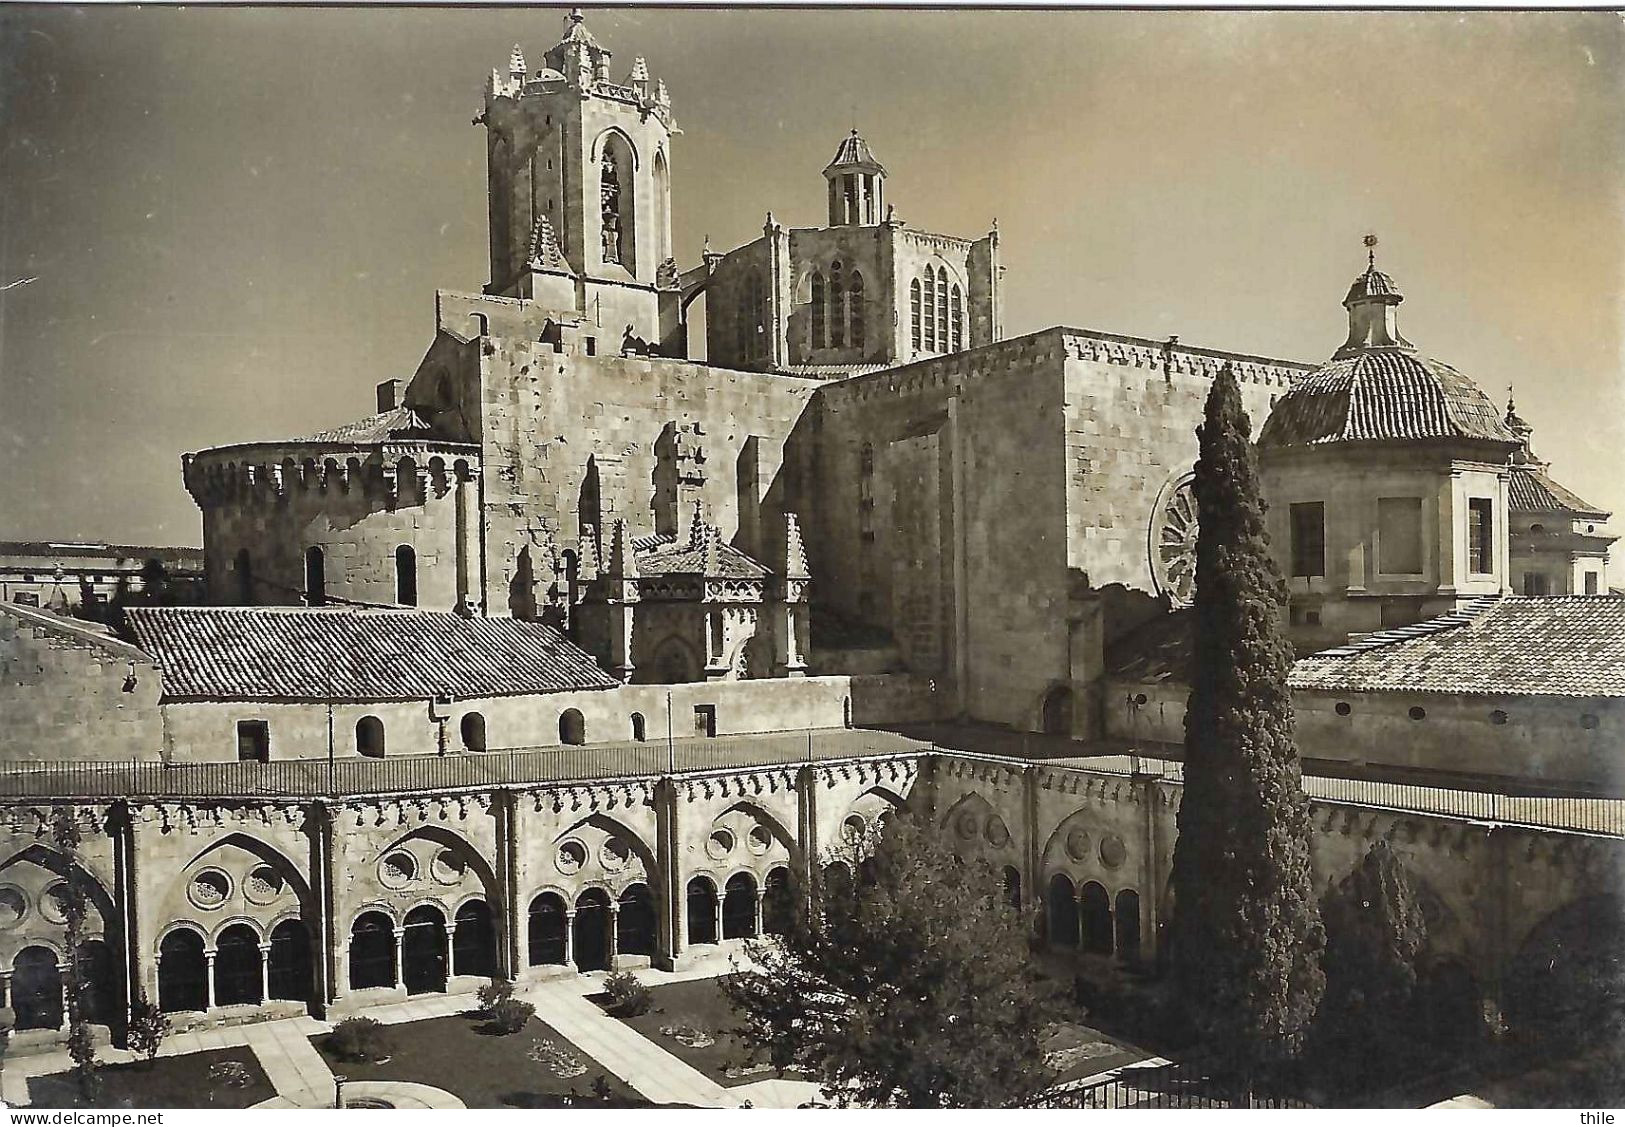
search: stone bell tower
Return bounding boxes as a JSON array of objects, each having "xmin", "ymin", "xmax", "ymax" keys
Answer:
[{"xmin": 478, "ymin": 9, "xmax": 680, "ymax": 346}]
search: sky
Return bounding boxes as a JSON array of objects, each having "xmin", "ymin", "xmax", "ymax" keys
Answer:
[{"xmin": 1, "ymin": 7, "xmax": 1621, "ymax": 570}]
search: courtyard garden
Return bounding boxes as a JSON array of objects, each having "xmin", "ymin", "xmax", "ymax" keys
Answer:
[
  {"xmin": 26, "ymin": 1048, "xmax": 275, "ymax": 1109},
  {"xmin": 600, "ymin": 975, "xmax": 805, "ymax": 1087},
  {"xmin": 310, "ymin": 1010, "xmax": 654, "ymax": 1109}
]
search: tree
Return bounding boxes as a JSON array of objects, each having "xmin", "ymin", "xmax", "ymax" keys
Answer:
[
  {"xmin": 723, "ymin": 812, "xmax": 1056, "ymax": 1108},
  {"xmin": 51, "ymin": 808, "xmax": 102, "ymax": 1103},
  {"xmin": 1170, "ymin": 364, "xmax": 1325, "ymax": 1080},
  {"xmin": 1308, "ymin": 841, "xmax": 1427, "ymax": 1093},
  {"xmin": 126, "ymin": 993, "xmax": 169, "ymax": 1067}
]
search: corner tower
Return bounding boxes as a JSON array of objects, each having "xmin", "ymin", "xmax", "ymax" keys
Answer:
[{"xmin": 478, "ymin": 10, "xmax": 679, "ymax": 345}]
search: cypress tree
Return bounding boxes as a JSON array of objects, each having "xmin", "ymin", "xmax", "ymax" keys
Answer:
[{"xmin": 1170, "ymin": 364, "xmax": 1324, "ymax": 1080}]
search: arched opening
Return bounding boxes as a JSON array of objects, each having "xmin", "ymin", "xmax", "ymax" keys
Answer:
[
  {"xmin": 849, "ymin": 271, "xmax": 865, "ymax": 352},
  {"xmin": 356, "ymin": 716, "xmax": 385, "ymax": 759},
  {"xmin": 395, "ymin": 545, "xmax": 418, "ymax": 607},
  {"xmin": 304, "ymin": 546, "xmax": 326, "ymax": 607},
  {"xmin": 348, "ymin": 912, "xmax": 396, "ymax": 991},
  {"xmin": 157, "ymin": 929, "xmax": 208, "ymax": 1014},
  {"xmin": 13, "ymin": 946, "xmax": 63, "ymax": 1030},
  {"xmin": 597, "ymin": 131, "xmax": 637, "ymax": 273},
  {"xmin": 645, "ymin": 637, "xmax": 700, "ymax": 684},
  {"xmin": 617, "ymin": 883, "xmax": 657, "ymax": 958},
  {"xmin": 1041, "ymin": 686, "xmax": 1074, "ymax": 737},
  {"xmin": 686, "ymin": 877, "xmax": 719, "ymax": 946},
  {"xmin": 74, "ymin": 939, "xmax": 117, "ymax": 1024},
  {"xmin": 1506, "ymin": 895, "xmax": 1625, "ymax": 1047},
  {"xmin": 630, "ymin": 713, "xmax": 647, "ymax": 742},
  {"xmin": 572, "ymin": 888, "xmax": 611, "ymax": 972},
  {"xmin": 811, "ymin": 272, "xmax": 827, "ymax": 348},
  {"xmin": 401, "ymin": 905, "xmax": 448, "ymax": 995},
  {"xmin": 214, "ymin": 923, "xmax": 263, "ymax": 1007},
  {"xmin": 652, "ymin": 150, "xmax": 671, "ymax": 265},
  {"xmin": 909, "ymin": 278, "xmax": 922, "ymax": 352},
  {"xmin": 453, "ymin": 900, "xmax": 496, "ymax": 979},
  {"xmin": 763, "ymin": 867, "xmax": 793, "ymax": 936},
  {"xmin": 234, "ymin": 549, "xmax": 254, "ymax": 604},
  {"xmin": 1048, "ymin": 874, "xmax": 1078, "ymax": 948},
  {"xmin": 1114, "ymin": 889, "xmax": 1141, "ymax": 963},
  {"xmin": 268, "ymin": 918, "xmax": 314, "ymax": 1002},
  {"xmin": 1002, "ymin": 866, "xmax": 1022, "ymax": 910},
  {"xmin": 1080, "ymin": 882, "xmax": 1113, "ymax": 955},
  {"xmin": 820, "ymin": 861, "xmax": 852, "ymax": 901},
  {"xmin": 528, "ymin": 893, "xmax": 568, "ymax": 966},
  {"xmin": 723, "ymin": 873, "xmax": 758, "ymax": 940},
  {"xmin": 461, "ymin": 712, "xmax": 487, "ymax": 753},
  {"xmin": 559, "ymin": 709, "xmax": 586, "ymax": 746}
]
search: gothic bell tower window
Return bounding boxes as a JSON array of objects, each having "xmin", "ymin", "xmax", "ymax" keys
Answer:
[{"xmin": 600, "ymin": 151, "xmax": 623, "ymax": 265}]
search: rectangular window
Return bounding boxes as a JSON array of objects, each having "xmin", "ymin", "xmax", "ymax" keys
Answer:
[
  {"xmin": 236, "ymin": 720, "xmax": 269, "ymax": 763},
  {"xmin": 1378, "ymin": 497, "xmax": 1424, "ymax": 574},
  {"xmin": 1523, "ymin": 572, "xmax": 1550, "ymax": 596},
  {"xmin": 1289, "ymin": 502, "xmax": 1325, "ymax": 578},
  {"xmin": 1468, "ymin": 498, "xmax": 1494, "ymax": 575},
  {"xmin": 693, "ymin": 705, "xmax": 717, "ymax": 739},
  {"xmin": 1585, "ymin": 571, "xmax": 1600, "ymax": 596}
]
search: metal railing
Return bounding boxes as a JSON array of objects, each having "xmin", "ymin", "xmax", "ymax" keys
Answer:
[{"xmin": 1034, "ymin": 1064, "xmax": 1312, "ymax": 1109}]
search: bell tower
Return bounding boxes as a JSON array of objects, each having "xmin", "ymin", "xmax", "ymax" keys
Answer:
[
  {"xmin": 823, "ymin": 129, "xmax": 886, "ymax": 227},
  {"xmin": 478, "ymin": 10, "xmax": 679, "ymax": 343}
]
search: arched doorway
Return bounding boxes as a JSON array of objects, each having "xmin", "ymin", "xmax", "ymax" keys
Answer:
[
  {"xmin": 1041, "ymin": 686, "xmax": 1073, "ymax": 736},
  {"xmin": 763, "ymin": 868, "xmax": 793, "ymax": 936},
  {"xmin": 349, "ymin": 912, "xmax": 396, "ymax": 991},
  {"xmin": 401, "ymin": 905, "xmax": 448, "ymax": 995},
  {"xmin": 1080, "ymin": 882, "xmax": 1113, "ymax": 955},
  {"xmin": 1114, "ymin": 890, "xmax": 1141, "ymax": 963},
  {"xmin": 214, "ymin": 923, "xmax": 264, "ymax": 1007},
  {"xmin": 13, "ymin": 946, "xmax": 63, "ymax": 1030},
  {"xmin": 573, "ymin": 889, "xmax": 610, "ymax": 972},
  {"xmin": 157, "ymin": 929, "xmax": 208, "ymax": 1014},
  {"xmin": 723, "ymin": 873, "xmax": 758, "ymax": 940},
  {"xmin": 356, "ymin": 716, "xmax": 385, "ymax": 758},
  {"xmin": 1048, "ymin": 874, "xmax": 1078, "ymax": 948},
  {"xmin": 268, "ymin": 919, "xmax": 313, "ymax": 1002},
  {"xmin": 686, "ymin": 877, "xmax": 719, "ymax": 945},
  {"xmin": 528, "ymin": 893, "xmax": 568, "ymax": 967},
  {"xmin": 617, "ymin": 884, "xmax": 657, "ymax": 959},
  {"xmin": 559, "ymin": 709, "xmax": 586, "ymax": 746},
  {"xmin": 461, "ymin": 712, "xmax": 487, "ymax": 752},
  {"xmin": 1002, "ymin": 866, "xmax": 1023, "ymax": 910},
  {"xmin": 74, "ymin": 939, "xmax": 117, "ymax": 1025},
  {"xmin": 453, "ymin": 900, "xmax": 497, "ymax": 979}
]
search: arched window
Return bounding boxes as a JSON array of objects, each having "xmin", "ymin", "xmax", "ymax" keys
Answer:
[
  {"xmin": 559, "ymin": 709, "xmax": 585, "ymax": 746},
  {"xmin": 652, "ymin": 149, "xmax": 671, "ymax": 264},
  {"xmin": 630, "ymin": 712, "xmax": 647, "ymax": 741},
  {"xmin": 910, "ymin": 279, "xmax": 922, "ymax": 352},
  {"xmin": 157, "ymin": 929, "xmax": 208, "ymax": 1014},
  {"xmin": 395, "ymin": 545, "xmax": 417, "ymax": 607},
  {"xmin": 936, "ymin": 266, "xmax": 950, "ymax": 351},
  {"xmin": 304, "ymin": 546, "xmax": 326, "ymax": 607},
  {"xmin": 234, "ymin": 549, "xmax": 254, "ymax": 604},
  {"xmin": 811, "ymin": 272, "xmax": 826, "ymax": 348},
  {"xmin": 829, "ymin": 261, "xmax": 845, "ymax": 348},
  {"xmin": 460, "ymin": 712, "xmax": 486, "ymax": 752},
  {"xmin": 356, "ymin": 716, "xmax": 385, "ymax": 758},
  {"xmin": 849, "ymin": 271, "xmax": 865, "ymax": 352},
  {"xmin": 598, "ymin": 134, "xmax": 636, "ymax": 270},
  {"xmin": 923, "ymin": 269, "xmax": 937, "ymax": 351},
  {"xmin": 951, "ymin": 284, "xmax": 964, "ymax": 352}
]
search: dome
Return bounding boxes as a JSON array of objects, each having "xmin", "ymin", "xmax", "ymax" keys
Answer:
[
  {"xmin": 824, "ymin": 129, "xmax": 886, "ymax": 176},
  {"xmin": 1344, "ymin": 265, "xmax": 1402, "ymax": 304}
]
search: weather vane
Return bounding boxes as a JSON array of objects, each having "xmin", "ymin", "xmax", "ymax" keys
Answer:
[{"xmin": 1363, "ymin": 232, "xmax": 1379, "ymax": 269}]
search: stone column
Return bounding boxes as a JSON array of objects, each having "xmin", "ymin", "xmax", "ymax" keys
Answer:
[
  {"xmin": 656, "ymin": 778, "xmax": 682, "ymax": 969},
  {"xmin": 563, "ymin": 911, "xmax": 576, "ymax": 969},
  {"xmin": 752, "ymin": 889, "xmax": 764, "ymax": 938},
  {"xmin": 204, "ymin": 950, "xmax": 217, "ymax": 1011},
  {"xmin": 607, "ymin": 904, "xmax": 621, "ymax": 969},
  {"xmin": 57, "ymin": 963, "xmax": 71, "ymax": 1032},
  {"xmin": 442, "ymin": 922, "xmax": 455, "ymax": 982},
  {"xmin": 0, "ymin": 970, "xmax": 11, "ymax": 1010},
  {"xmin": 1073, "ymin": 893, "xmax": 1088, "ymax": 952},
  {"xmin": 258, "ymin": 942, "xmax": 273, "ymax": 1005},
  {"xmin": 713, "ymin": 894, "xmax": 724, "ymax": 945},
  {"xmin": 392, "ymin": 928, "xmax": 405, "ymax": 991}
]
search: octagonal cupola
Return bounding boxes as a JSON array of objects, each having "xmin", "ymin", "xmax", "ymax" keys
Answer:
[{"xmin": 824, "ymin": 130, "xmax": 887, "ymax": 226}]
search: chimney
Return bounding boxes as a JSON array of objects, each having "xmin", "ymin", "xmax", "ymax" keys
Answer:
[{"xmin": 376, "ymin": 379, "xmax": 404, "ymax": 413}]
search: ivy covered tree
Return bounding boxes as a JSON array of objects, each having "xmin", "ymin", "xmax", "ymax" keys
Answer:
[
  {"xmin": 723, "ymin": 813, "xmax": 1056, "ymax": 1108},
  {"xmin": 1170, "ymin": 364, "xmax": 1324, "ymax": 1080},
  {"xmin": 1308, "ymin": 840, "xmax": 1427, "ymax": 1094},
  {"xmin": 51, "ymin": 808, "xmax": 102, "ymax": 1104}
]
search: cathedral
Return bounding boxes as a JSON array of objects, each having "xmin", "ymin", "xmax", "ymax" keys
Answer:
[{"xmin": 0, "ymin": 10, "xmax": 1620, "ymax": 1062}]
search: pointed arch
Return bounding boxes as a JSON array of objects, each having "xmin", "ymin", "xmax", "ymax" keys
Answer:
[
  {"xmin": 922, "ymin": 268, "xmax": 937, "ymax": 351},
  {"xmin": 829, "ymin": 260, "xmax": 845, "ymax": 348},
  {"xmin": 935, "ymin": 264, "xmax": 950, "ymax": 351},
  {"xmin": 594, "ymin": 128, "xmax": 639, "ymax": 273},
  {"xmin": 182, "ymin": 832, "xmax": 313, "ymax": 910},
  {"xmin": 652, "ymin": 148, "xmax": 672, "ymax": 264},
  {"xmin": 554, "ymin": 812, "xmax": 659, "ymax": 884},
  {"xmin": 950, "ymin": 283, "xmax": 964, "ymax": 352},
  {"xmin": 811, "ymin": 271, "xmax": 826, "ymax": 348},
  {"xmin": 848, "ymin": 270, "xmax": 865, "ymax": 352},
  {"xmin": 909, "ymin": 278, "xmax": 922, "ymax": 352},
  {"xmin": 375, "ymin": 826, "xmax": 500, "ymax": 906}
]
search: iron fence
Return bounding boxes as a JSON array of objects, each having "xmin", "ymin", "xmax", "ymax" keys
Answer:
[{"xmin": 1035, "ymin": 1065, "xmax": 1312, "ymax": 1109}]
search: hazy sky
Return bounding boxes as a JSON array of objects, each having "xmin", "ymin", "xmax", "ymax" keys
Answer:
[{"xmin": 2, "ymin": 7, "xmax": 1621, "ymax": 568}]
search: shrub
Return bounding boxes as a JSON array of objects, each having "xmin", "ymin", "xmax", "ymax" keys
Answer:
[
  {"xmin": 330, "ymin": 1016, "xmax": 393, "ymax": 1063},
  {"xmin": 603, "ymin": 971, "xmax": 653, "ymax": 1018},
  {"xmin": 476, "ymin": 979, "xmax": 516, "ymax": 1013},
  {"xmin": 487, "ymin": 998, "xmax": 536, "ymax": 1035},
  {"xmin": 126, "ymin": 994, "xmax": 169, "ymax": 1066}
]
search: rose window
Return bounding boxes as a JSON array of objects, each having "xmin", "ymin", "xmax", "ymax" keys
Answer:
[
  {"xmin": 186, "ymin": 870, "xmax": 231, "ymax": 910},
  {"xmin": 1150, "ymin": 473, "xmax": 1198, "ymax": 608},
  {"xmin": 245, "ymin": 864, "xmax": 286, "ymax": 905}
]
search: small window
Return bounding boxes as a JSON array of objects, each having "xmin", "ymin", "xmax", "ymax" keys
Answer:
[
  {"xmin": 693, "ymin": 704, "xmax": 717, "ymax": 739},
  {"xmin": 356, "ymin": 716, "xmax": 385, "ymax": 758},
  {"xmin": 461, "ymin": 712, "xmax": 487, "ymax": 752},
  {"xmin": 1468, "ymin": 498, "xmax": 1494, "ymax": 575},
  {"xmin": 584, "ymin": 337, "xmax": 597, "ymax": 357},
  {"xmin": 1378, "ymin": 497, "xmax": 1424, "ymax": 574},
  {"xmin": 1290, "ymin": 503, "xmax": 1326, "ymax": 578},
  {"xmin": 559, "ymin": 709, "xmax": 586, "ymax": 746},
  {"xmin": 1529, "ymin": 523, "xmax": 1546, "ymax": 534},
  {"xmin": 1408, "ymin": 706, "xmax": 1427, "ymax": 722},
  {"xmin": 395, "ymin": 545, "xmax": 418, "ymax": 607},
  {"xmin": 1489, "ymin": 709, "xmax": 1508, "ymax": 725},
  {"xmin": 1523, "ymin": 573, "xmax": 1550, "ymax": 596},
  {"xmin": 304, "ymin": 546, "xmax": 327, "ymax": 607},
  {"xmin": 630, "ymin": 713, "xmax": 646, "ymax": 742},
  {"xmin": 1334, "ymin": 701, "xmax": 1352, "ymax": 717},
  {"xmin": 1585, "ymin": 572, "xmax": 1600, "ymax": 596},
  {"xmin": 237, "ymin": 720, "xmax": 269, "ymax": 762}
]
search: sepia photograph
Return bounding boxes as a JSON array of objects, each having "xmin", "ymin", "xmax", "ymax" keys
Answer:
[{"xmin": 0, "ymin": 2, "xmax": 1621, "ymax": 1113}]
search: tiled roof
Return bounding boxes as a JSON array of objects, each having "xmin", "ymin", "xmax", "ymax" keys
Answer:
[
  {"xmin": 125, "ymin": 607, "xmax": 617, "ymax": 702},
  {"xmin": 1, "ymin": 602, "xmax": 155, "ymax": 665},
  {"xmin": 1508, "ymin": 463, "xmax": 1609, "ymax": 518},
  {"xmin": 824, "ymin": 130, "xmax": 885, "ymax": 173},
  {"xmin": 630, "ymin": 533, "xmax": 770, "ymax": 580},
  {"xmin": 1258, "ymin": 349, "xmax": 1518, "ymax": 449},
  {"xmin": 1344, "ymin": 266, "xmax": 1402, "ymax": 302},
  {"xmin": 0, "ymin": 542, "xmax": 202, "ymax": 565},
  {"xmin": 294, "ymin": 407, "xmax": 437, "ymax": 445},
  {"xmin": 1103, "ymin": 609, "xmax": 1195, "ymax": 683},
  {"xmin": 1289, "ymin": 596, "xmax": 1625, "ymax": 698},
  {"xmin": 777, "ymin": 363, "xmax": 892, "ymax": 381}
]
